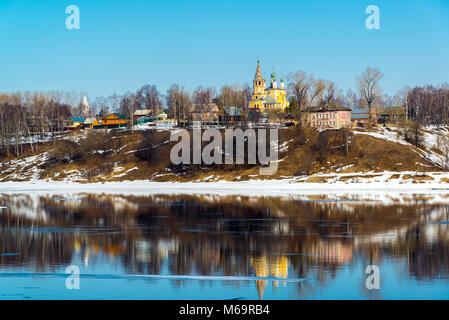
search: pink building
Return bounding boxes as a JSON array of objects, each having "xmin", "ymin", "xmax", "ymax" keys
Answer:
[{"xmin": 309, "ymin": 104, "xmax": 352, "ymax": 128}]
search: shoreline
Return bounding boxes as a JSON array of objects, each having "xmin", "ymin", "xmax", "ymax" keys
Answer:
[{"xmin": 1, "ymin": 176, "xmax": 449, "ymax": 196}]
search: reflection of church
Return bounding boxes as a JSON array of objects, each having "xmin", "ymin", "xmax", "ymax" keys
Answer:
[
  {"xmin": 251, "ymin": 255, "xmax": 289, "ymax": 300},
  {"xmin": 249, "ymin": 61, "xmax": 289, "ymax": 113}
]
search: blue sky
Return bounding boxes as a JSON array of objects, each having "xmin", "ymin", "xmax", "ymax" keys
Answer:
[{"xmin": 0, "ymin": 0, "xmax": 448, "ymax": 100}]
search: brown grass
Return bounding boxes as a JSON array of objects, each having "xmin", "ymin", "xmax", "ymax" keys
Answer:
[{"xmin": 0, "ymin": 127, "xmax": 445, "ymax": 183}]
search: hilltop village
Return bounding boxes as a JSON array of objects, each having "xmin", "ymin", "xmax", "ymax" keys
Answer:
[
  {"xmin": 36, "ymin": 61, "xmax": 406, "ymax": 132},
  {"xmin": 0, "ymin": 61, "xmax": 449, "ymax": 183}
]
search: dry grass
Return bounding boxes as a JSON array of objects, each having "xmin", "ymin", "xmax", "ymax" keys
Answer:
[
  {"xmin": 338, "ymin": 174, "xmax": 380, "ymax": 181},
  {"xmin": 0, "ymin": 127, "xmax": 445, "ymax": 183},
  {"xmin": 402, "ymin": 174, "xmax": 434, "ymax": 181}
]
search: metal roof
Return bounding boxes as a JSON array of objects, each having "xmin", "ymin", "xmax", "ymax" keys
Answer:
[
  {"xmin": 351, "ymin": 108, "xmax": 369, "ymax": 114},
  {"xmin": 133, "ymin": 109, "xmax": 152, "ymax": 116},
  {"xmin": 71, "ymin": 116, "xmax": 85, "ymax": 123},
  {"xmin": 223, "ymin": 106, "xmax": 243, "ymax": 116},
  {"xmin": 83, "ymin": 118, "xmax": 96, "ymax": 124},
  {"xmin": 351, "ymin": 114, "xmax": 369, "ymax": 120},
  {"xmin": 308, "ymin": 104, "xmax": 351, "ymax": 112}
]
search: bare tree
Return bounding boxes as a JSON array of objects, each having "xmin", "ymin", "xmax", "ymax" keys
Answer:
[
  {"xmin": 356, "ymin": 67, "xmax": 384, "ymax": 126},
  {"xmin": 192, "ymin": 86, "xmax": 216, "ymax": 125},
  {"xmin": 136, "ymin": 85, "xmax": 163, "ymax": 114},
  {"xmin": 286, "ymin": 71, "xmax": 310, "ymax": 120},
  {"xmin": 216, "ymin": 84, "xmax": 250, "ymax": 108},
  {"xmin": 345, "ymin": 89, "xmax": 359, "ymax": 110},
  {"xmin": 166, "ymin": 84, "xmax": 192, "ymax": 126},
  {"xmin": 308, "ymin": 79, "xmax": 326, "ymax": 106}
]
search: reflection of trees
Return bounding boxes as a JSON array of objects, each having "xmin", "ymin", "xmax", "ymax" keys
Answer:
[
  {"xmin": 408, "ymin": 239, "xmax": 449, "ymax": 280},
  {"xmin": 0, "ymin": 193, "xmax": 449, "ymax": 293}
]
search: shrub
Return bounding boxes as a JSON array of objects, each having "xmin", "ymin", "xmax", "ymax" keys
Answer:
[
  {"xmin": 51, "ymin": 132, "xmax": 109, "ymax": 163},
  {"xmin": 295, "ymin": 151, "xmax": 315, "ymax": 175},
  {"xmin": 402, "ymin": 121, "xmax": 423, "ymax": 148},
  {"xmin": 315, "ymin": 131, "xmax": 330, "ymax": 162},
  {"xmin": 82, "ymin": 162, "xmax": 115, "ymax": 180},
  {"xmin": 52, "ymin": 140, "xmax": 83, "ymax": 163}
]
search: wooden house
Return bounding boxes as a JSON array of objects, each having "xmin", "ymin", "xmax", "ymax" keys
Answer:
[
  {"xmin": 83, "ymin": 118, "xmax": 99, "ymax": 130},
  {"xmin": 65, "ymin": 116, "xmax": 85, "ymax": 130},
  {"xmin": 100, "ymin": 113, "xmax": 129, "ymax": 129},
  {"xmin": 133, "ymin": 109, "xmax": 152, "ymax": 121},
  {"xmin": 189, "ymin": 103, "xmax": 219, "ymax": 124}
]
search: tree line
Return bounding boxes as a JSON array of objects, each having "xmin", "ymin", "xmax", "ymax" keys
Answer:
[
  {"xmin": 0, "ymin": 91, "xmax": 81, "ymax": 157},
  {"xmin": 1, "ymin": 67, "xmax": 448, "ymax": 157}
]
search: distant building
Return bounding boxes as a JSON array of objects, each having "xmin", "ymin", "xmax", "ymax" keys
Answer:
[
  {"xmin": 83, "ymin": 118, "xmax": 99, "ymax": 130},
  {"xmin": 247, "ymin": 107, "xmax": 261, "ymax": 123},
  {"xmin": 66, "ymin": 116, "xmax": 84, "ymax": 130},
  {"xmin": 379, "ymin": 106, "xmax": 406, "ymax": 124},
  {"xmin": 81, "ymin": 95, "xmax": 90, "ymax": 118},
  {"xmin": 158, "ymin": 110, "xmax": 168, "ymax": 120},
  {"xmin": 249, "ymin": 61, "xmax": 289, "ymax": 113},
  {"xmin": 351, "ymin": 108, "xmax": 377, "ymax": 126},
  {"xmin": 189, "ymin": 103, "xmax": 219, "ymax": 123},
  {"xmin": 308, "ymin": 104, "xmax": 351, "ymax": 128},
  {"xmin": 100, "ymin": 113, "xmax": 129, "ymax": 128},
  {"xmin": 219, "ymin": 106, "xmax": 244, "ymax": 124},
  {"xmin": 133, "ymin": 109, "xmax": 152, "ymax": 121}
]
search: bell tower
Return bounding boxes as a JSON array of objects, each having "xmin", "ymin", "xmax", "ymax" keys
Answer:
[{"xmin": 253, "ymin": 60, "xmax": 265, "ymax": 98}]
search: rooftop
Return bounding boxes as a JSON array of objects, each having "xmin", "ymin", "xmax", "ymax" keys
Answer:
[
  {"xmin": 351, "ymin": 108, "xmax": 370, "ymax": 114},
  {"xmin": 133, "ymin": 109, "xmax": 152, "ymax": 116},
  {"xmin": 71, "ymin": 116, "xmax": 85, "ymax": 123},
  {"xmin": 308, "ymin": 104, "xmax": 351, "ymax": 112}
]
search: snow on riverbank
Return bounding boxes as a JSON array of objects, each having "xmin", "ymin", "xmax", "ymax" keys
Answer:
[
  {"xmin": 1, "ymin": 172, "xmax": 449, "ymax": 198},
  {"xmin": 354, "ymin": 126, "xmax": 449, "ymax": 168}
]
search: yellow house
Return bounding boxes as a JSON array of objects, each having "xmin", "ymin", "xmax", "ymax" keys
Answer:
[
  {"xmin": 249, "ymin": 61, "xmax": 289, "ymax": 113},
  {"xmin": 66, "ymin": 116, "xmax": 85, "ymax": 130},
  {"xmin": 100, "ymin": 113, "xmax": 129, "ymax": 128}
]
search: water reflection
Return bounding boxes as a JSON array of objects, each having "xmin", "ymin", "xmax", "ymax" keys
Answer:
[{"xmin": 0, "ymin": 193, "xmax": 449, "ymax": 299}]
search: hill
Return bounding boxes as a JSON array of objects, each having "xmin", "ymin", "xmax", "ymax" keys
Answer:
[{"xmin": 0, "ymin": 126, "xmax": 448, "ymax": 184}]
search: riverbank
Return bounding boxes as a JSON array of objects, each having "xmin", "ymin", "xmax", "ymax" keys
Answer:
[
  {"xmin": 1, "ymin": 173, "xmax": 449, "ymax": 197},
  {"xmin": 1, "ymin": 126, "xmax": 448, "ymax": 184}
]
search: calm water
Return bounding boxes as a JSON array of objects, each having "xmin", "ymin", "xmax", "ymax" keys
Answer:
[{"xmin": 0, "ymin": 192, "xmax": 449, "ymax": 300}]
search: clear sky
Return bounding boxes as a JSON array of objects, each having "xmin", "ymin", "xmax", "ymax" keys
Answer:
[{"xmin": 0, "ymin": 0, "xmax": 448, "ymax": 100}]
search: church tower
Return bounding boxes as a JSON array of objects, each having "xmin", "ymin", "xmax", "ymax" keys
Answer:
[
  {"xmin": 81, "ymin": 94, "xmax": 90, "ymax": 118},
  {"xmin": 248, "ymin": 60, "xmax": 289, "ymax": 112},
  {"xmin": 252, "ymin": 60, "xmax": 265, "ymax": 99}
]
